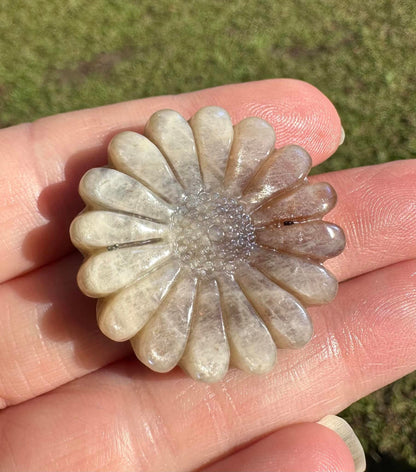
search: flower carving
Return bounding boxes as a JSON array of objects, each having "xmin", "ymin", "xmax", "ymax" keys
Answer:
[{"xmin": 70, "ymin": 106, "xmax": 345, "ymax": 382}]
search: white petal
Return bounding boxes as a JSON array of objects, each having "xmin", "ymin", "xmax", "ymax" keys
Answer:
[
  {"xmin": 217, "ymin": 274, "xmax": 276, "ymax": 374},
  {"xmin": 145, "ymin": 110, "xmax": 202, "ymax": 192},
  {"xmin": 77, "ymin": 242, "xmax": 171, "ymax": 297},
  {"xmin": 223, "ymin": 117, "xmax": 275, "ymax": 196},
  {"xmin": 70, "ymin": 211, "xmax": 166, "ymax": 252},
  {"xmin": 108, "ymin": 131, "xmax": 184, "ymax": 204},
  {"xmin": 189, "ymin": 106, "xmax": 233, "ymax": 191},
  {"xmin": 97, "ymin": 260, "xmax": 181, "ymax": 341},
  {"xmin": 251, "ymin": 247, "xmax": 338, "ymax": 305},
  {"xmin": 235, "ymin": 263, "xmax": 313, "ymax": 348},
  {"xmin": 256, "ymin": 221, "xmax": 346, "ymax": 261},
  {"xmin": 180, "ymin": 278, "xmax": 230, "ymax": 382},
  {"xmin": 79, "ymin": 168, "xmax": 173, "ymax": 222},
  {"xmin": 132, "ymin": 271, "xmax": 198, "ymax": 373},
  {"xmin": 243, "ymin": 145, "xmax": 312, "ymax": 210}
]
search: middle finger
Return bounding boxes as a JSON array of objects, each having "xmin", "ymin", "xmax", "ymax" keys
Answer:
[
  {"xmin": 0, "ymin": 159, "xmax": 415, "ymax": 406},
  {"xmin": 0, "ymin": 258, "xmax": 415, "ymax": 471}
]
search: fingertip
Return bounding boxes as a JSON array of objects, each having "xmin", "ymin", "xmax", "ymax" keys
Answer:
[
  {"xmin": 202, "ymin": 421, "xmax": 357, "ymax": 472},
  {"xmin": 255, "ymin": 79, "xmax": 342, "ymax": 164},
  {"xmin": 177, "ymin": 78, "xmax": 342, "ymax": 164},
  {"xmin": 318, "ymin": 415, "xmax": 366, "ymax": 472}
]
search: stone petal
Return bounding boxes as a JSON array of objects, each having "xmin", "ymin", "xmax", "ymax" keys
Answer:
[
  {"xmin": 251, "ymin": 247, "xmax": 338, "ymax": 305},
  {"xmin": 131, "ymin": 272, "xmax": 198, "ymax": 373},
  {"xmin": 108, "ymin": 131, "xmax": 184, "ymax": 204},
  {"xmin": 97, "ymin": 260, "xmax": 181, "ymax": 342},
  {"xmin": 189, "ymin": 106, "xmax": 233, "ymax": 191},
  {"xmin": 79, "ymin": 167, "xmax": 173, "ymax": 222},
  {"xmin": 242, "ymin": 145, "xmax": 312, "ymax": 210},
  {"xmin": 235, "ymin": 263, "xmax": 313, "ymax": 349},
  {"xmin": 145, "ymin": 110, "xmax": 202, "ymax": 192},
  {"xmin": 256, "ymin": 221, "xmax": 346, "ymax": 261},
  {"xmin": 252, "ymin": 182, "xmax": 337, "ymax": 226},
  {"xmin": 77, "ymin": 242, "xmax": 171, "ymax": 297},
  {"xmin": 70, "ymin": 210, "xmax": 166, "ymax": 252},
  {"xmin": 223, "ymin": 117, "xmax": 275, "ymax": 196},
  {"xmin": 217, "ymin": 274, "xmax": 276, "ymax": 374},
  {"xmin": 180, "ymin": 278, "xmax": 230, "ymax": 382}
]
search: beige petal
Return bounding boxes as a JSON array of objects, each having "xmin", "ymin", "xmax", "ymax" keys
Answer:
[
  {"xmin": 180, "ymin": 278, "xmax": 230, "ymax": 382},
  {"xmin": 223, "ymin": 117, "xmax": 275, "ymax": 196},
  {"xmin": 79, "ymin": 167, "xmax": 173, "ymax": 222},
  {"xmin": 256, "ymin": 221, "xmax": 346, "ymax": 261},
  {"xmin": 217, "ymin": 274, "xmax": 276, "ymax": 374},
  {"xmin": 252, "ymin": 182, "xmax": 337, "ymax": 226},
  {"xmin": 97, "ymin": 260, "xmax": 181, "ymax": 342},
  {"xmin": 235, "ymin": 263, "xmax": 313, "ymax": 348},
  {"xmin": 132, "ymin": 271, "xmax": 198, "ymax": 373},
  {"xmin": 145, "ymin": 109, "xmax": 202, "ymax": 192},
  {"xmin": 108, "ymin": 131, "xmax": 184, "ymax": 204},
  {"xmin": 251, "ymin": 247, "xmax": 338, "ymax": 305},
  {"xmin": 242, "ymin": 145, "xmax": 312, "ymax": 210},
  {"xmin": 77, "ymin": 242, "xmax": 171, "ymax": 297},
  {"xmin": 189, "ymin": 106, "xmax": 233, "ymax": 191},
  {"xmin": 70, "ymin": 211, "xmax": 166, "ymax": 252}
]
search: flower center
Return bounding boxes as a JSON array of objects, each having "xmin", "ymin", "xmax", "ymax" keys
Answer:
[{"xmin": 169, "ymin": 191, "xmax": 255, "ymax": 276}]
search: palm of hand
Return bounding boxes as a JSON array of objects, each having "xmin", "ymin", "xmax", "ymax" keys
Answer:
[{"xmin": 0, "ymin": 79, "xmax": 415, "ymax": 472}]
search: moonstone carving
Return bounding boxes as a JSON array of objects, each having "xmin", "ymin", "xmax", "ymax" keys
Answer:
[{"xmin": 70, "ymin": 106, "xmax": 345, "ymax": 382}]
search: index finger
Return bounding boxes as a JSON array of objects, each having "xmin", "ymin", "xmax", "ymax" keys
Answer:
[{"xmin": 0, "ymin": 79, "xmax": 341, "ymax": 283}]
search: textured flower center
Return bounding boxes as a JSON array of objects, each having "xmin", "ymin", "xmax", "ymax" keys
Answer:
[{"xmin": 169, "ymin": 191, "xmax": 255, "ymax": 275}]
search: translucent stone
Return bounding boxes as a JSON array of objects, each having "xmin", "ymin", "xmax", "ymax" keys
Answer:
[
  {"xmin": 252, "ymin": 181, "xmax": 337, "ymax": 226},
  {"xmin": 131, "ymin": 272, "xmax": 198, "ymax": 373},
  {"xmin": 77, "ymin": 242, "xmax": 171, "ymax": 297},
  {"xmin": 242, "ymin": 145, "xmax": 312, "ymax": 210},
  {"xmin": 71, "ymin": 105, "xmax": 346, "ymax": 382},
  {"xmin": 168, "ymin": 191, "xmax": 255, "ymax": 276},
  {"xmin": 79, "ymin": 167, "xmax": 173, "ymax": 222},
  {"xmin": 189, "ymin": 106, "xmax": 233, "ymax": 191},
  {"xmin": 235, "ymin": 263, "xmax": 313, "ymax": 348},
  {"xmin": 256, "ymin": 220, "xmax": 346, "ymax": 261},
  {"xmin": 108, "ymin": 131, "xmax": 184, "ymax": 204},
  {"xmin": 223, "ymin": 117, "xmax": 275, "ymax": 196},
  {"xmin": 251, "ymin": 247, "xmax": 338, "ymax": 305},
  {"xmin": 145, "ymin": 109, "xmax": 203, "ymax": 192},
  {"xmin": 217, "ymin": 274, "xmax": 277, "ymax": 374},
  {"xmin": 97, "ymin": 260, "xmax": 181, "ymax": 341},
  {"xmin": 70, "ymin": 211, "xmax": 166, "ymax": 252},
  {"xmin": 181, "ymin": 279, "xmax": 230, "ymax": 382}
]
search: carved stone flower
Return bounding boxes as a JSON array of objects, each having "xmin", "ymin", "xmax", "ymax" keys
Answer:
[{"xmin": 70, "ymin": 106, "xmax": 345, "ymax": 382}]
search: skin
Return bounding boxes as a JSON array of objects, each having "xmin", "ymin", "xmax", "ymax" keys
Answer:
[{"xmin": 0, "ymin": 78, "xmax": 415, "ymax": 471}]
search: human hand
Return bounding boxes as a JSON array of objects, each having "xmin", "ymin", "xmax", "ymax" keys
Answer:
[{"xmin": 0, "ymin": 79, "xmax": 415, "ymax": 471}]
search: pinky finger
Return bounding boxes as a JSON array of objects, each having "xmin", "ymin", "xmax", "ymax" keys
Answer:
[{"xmin": 200, "ymin": 416, "xmax": 365, "ymax": 472}]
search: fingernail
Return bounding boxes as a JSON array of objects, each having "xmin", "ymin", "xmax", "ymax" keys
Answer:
[
  {"xmin": 339, "ymin": 126, "xmax": 345, "ymax": 146},
  {"xmin": 318, "ymin": 415, "xmax": 366, "ymax": 472}
]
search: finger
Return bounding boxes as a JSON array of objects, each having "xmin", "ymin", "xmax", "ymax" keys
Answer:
[
  {"xmin": 313, "ymin": 159, "xmax": 416, "ymax": 280},
  {"xmin": 201, "ymin": 422, "xmax": 357, "ymax": 472},
  {"xmin": 0, "ymin": 79, "xmax": 341, "ymax": 283},
  {"xmin": 0, "ymin": 259, "xmax": 415, "ymax": 472},
  {"xmin": 1, "ymin": 160, "xmax": 415, "ymax": 406},
  {"xmin": 0, "ymin": 253, "xmax": 131, "ymax": 409}
]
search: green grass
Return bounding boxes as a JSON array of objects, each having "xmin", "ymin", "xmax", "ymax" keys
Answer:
[
  {"xmin": 342, "ymin": 373, "xmax": 416, "ymax": 470},
  {"xmin": 0, "ymin": 0, "xmax": 415, "ymax": 469}
]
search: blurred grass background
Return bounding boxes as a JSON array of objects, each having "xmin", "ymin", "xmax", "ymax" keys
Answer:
[{"xmin": 0, "ymin": 0, "xmax": 415, "ymax": 469}]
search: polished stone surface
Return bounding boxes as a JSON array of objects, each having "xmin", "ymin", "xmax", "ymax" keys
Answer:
[{"xmin": 70, "ymin": 105, "xmax": 345, "ymax": 382}]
